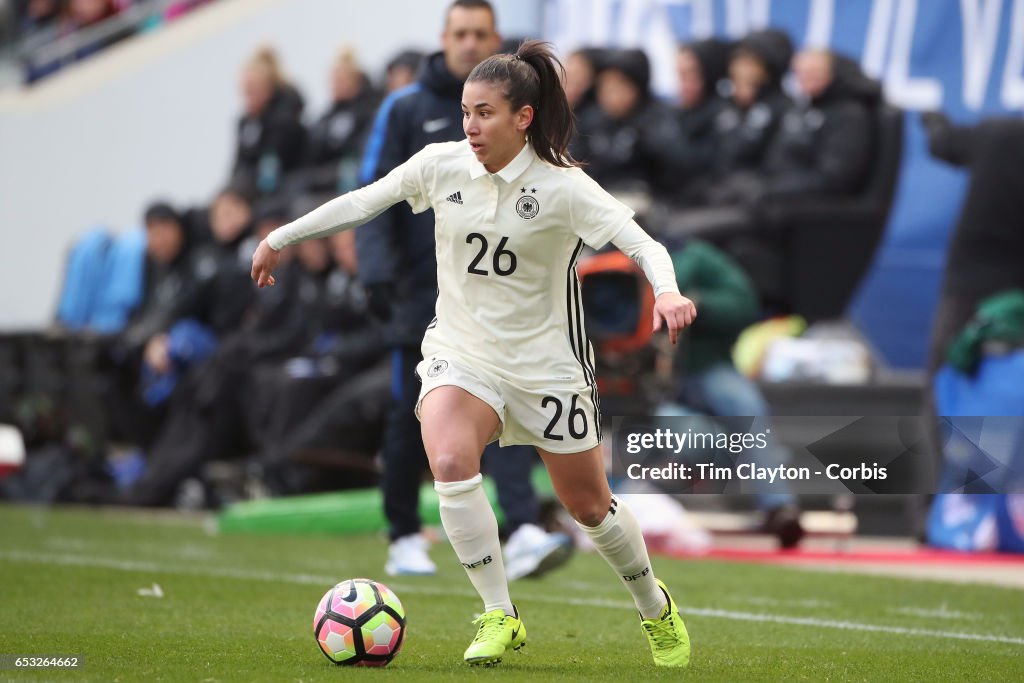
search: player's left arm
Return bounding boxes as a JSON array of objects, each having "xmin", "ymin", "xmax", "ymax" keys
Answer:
[{"xmin": 611, "ymin": 220, "xmax": 697, "ymax": 344}]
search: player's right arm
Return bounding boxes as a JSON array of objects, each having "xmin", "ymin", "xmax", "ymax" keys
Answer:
[{"xmin": 251, "ymin": 150, "xmax": 430, "ymax": 288}]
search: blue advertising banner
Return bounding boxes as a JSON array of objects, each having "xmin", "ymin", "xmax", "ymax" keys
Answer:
[{"xmin": 543, "ymin": 0, "xmax": 1024, "ymax": 368}]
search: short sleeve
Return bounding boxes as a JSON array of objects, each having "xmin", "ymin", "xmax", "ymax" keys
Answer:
[{"xmin": 568, "ymin": 169, "xmax": 636, "ymax": 249}]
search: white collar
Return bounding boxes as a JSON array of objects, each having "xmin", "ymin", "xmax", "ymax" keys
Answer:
[{"xmin": 468, "ymin": 141, "xmax": 535, "ymax": 182}]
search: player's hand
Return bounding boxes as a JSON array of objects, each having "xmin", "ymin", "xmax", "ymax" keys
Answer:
[
  {"xmin": 652, "ymin": 292, "xmax": 697, "ymax": 345},
  {"xmin": 251, "ymin": 239, "xmax": 281, "ymax": 288}
]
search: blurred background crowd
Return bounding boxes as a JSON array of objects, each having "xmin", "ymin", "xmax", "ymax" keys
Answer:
[
  {"xmin": 0, "ymin": 0, "xmax": 218, "ymax": 83},
  {"xmin": 0, "ymin": 0, "xmax": 1022, "ymax": 556}
]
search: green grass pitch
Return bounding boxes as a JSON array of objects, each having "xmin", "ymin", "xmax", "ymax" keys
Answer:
[{"xmin": 1, "ymin": 504, "xmax": 1023, "ymax": 681}]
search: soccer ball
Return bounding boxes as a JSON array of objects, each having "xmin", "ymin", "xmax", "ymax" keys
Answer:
[{"xmin": 313, "ymin": 578, "xmax": 406, "ymax": 666}]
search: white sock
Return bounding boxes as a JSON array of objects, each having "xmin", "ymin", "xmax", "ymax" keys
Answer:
[
  {"xmin": 435, "ymin": 474, "xmax": 513, "ymax": 615},
  {"xmin": 577, "ymin": 495, "xmax": 667, "ymax": 619}
]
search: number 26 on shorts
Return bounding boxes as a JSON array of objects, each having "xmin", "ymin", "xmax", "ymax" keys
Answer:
[{"xmin": 541, "ymin": 395, "xmax": 588, "ymax": 441}]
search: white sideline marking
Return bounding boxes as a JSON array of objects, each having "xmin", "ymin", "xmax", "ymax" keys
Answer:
[
  {"xmin": 890, "ymin": 605, "xmax": 982, "ymax": 620},
  {"xmin": 684, "ymin": 608, "xmax": 1024, "ymax": 646},
  {"xmin": 2, "ymin": 549, "xmax": 1022, "ymax": 647},
  {"xmin": 743, "ymin": 596, "xmax": 836, "ymax": 609}
]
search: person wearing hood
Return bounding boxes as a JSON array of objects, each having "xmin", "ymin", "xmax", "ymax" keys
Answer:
[
  {"xmin": 122, "ymin": 202, "xmax": 197, "ymax": 350},
  {"xmin": 298, "ymin": 46, "xmax": 380, "ymax": 200},
  {"xmin": 645, "ymin": 38, "xmax": 732, "ymax": 204},
  {"xmin": 573, "ymin": 49, "xmax": 678, "ymax": 198},
  {"xmin": 758, "ymin": 50, "xmax": 880, "ymax": 198},
  {"xmin": 712, "ymin": 28, "xmax": 794, "ymax": 177},
  {"xmin": 354, "ymin": 0, "xmax": 575, "ymax": 581}
]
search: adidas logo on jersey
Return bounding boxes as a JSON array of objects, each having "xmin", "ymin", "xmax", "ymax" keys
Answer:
[{"xmin": 446, "ymin": 191, "xmax": 464, "ymax": 205}]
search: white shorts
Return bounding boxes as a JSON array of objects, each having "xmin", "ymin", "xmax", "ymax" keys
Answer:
[{"xmin": 414, "ymin": 353, "xmax": 602, "ymax": 454}]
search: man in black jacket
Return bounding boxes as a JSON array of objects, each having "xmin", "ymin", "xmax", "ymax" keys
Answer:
[
  {"xmin": 758, "ymin": 50, "xmax": 879, "ymax": 199},
  {"xmin": 356, "ymin": 0, "xmax": 573, "ymax": 580}
]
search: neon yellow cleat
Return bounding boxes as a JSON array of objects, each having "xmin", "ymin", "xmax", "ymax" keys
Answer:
[
  {"xmin": 641, "ymin": 580, "xmax": 691, "ymax": 668},
  {"xmin": 463, "ymin": 606, "xmax": 527, "ymax": 666}
]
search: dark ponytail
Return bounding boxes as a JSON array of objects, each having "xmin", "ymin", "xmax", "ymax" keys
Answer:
[{"xmin": 466, "ymin": 39, "xmax": 578, "ymax": 168}]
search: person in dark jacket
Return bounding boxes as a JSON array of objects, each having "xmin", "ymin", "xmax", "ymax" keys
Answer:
[
  {"xmin": 355, "ymin": 0, "xmax": 573, "ymax": 580},
  {"xmin": 647, "ymin": 38, "xmax": 732, "ymax": 205},
  {"xmin": 119, "ymin": 204, "xmax": 322, "ymax": 507},
  {"xmin": 709, "ymin": 49, "xmax": 881, "ymax": 304},
  {"xmin": 671, "ymin": 29, "xmax": 793, "ymax": 211},
  {"xmin": 184, "ymin": 184, "xmax": 258, "ymax": 337},
  {"xmin": 573, "ymin": 49, "xmax": 678, "ymax": 199},
  {"xmin": 694, "ymin": 48, "xmax": 880, "ymax": 209},
  {"xmin": 663, "ymin": 40, "xmax": 880, "ymax": 305},
  {"xmin": 256, "ymin": 228, "xmax": 391, "ymax": 497},
  {"xmin": 711, "ymin": 29, "xmax": 794, "ymax": 181},
  {"xmin": 121, "ymin": 202, "xmax": 196, "ymax": 351},
  {"xmin": 102, "ymin": 184, "xmax": 255, "ymax": 451},
  {"xmin": 232, "ymin": 46, "xmax": 307, "ymax": 198},
  {"xmin": 116, "ymin": 184, "xmax": 251, "ymax": 426},
  {"xmin": 103, "ymin": 201, "xmax": 198, "ymax": 450},
  {"xmin": 924, "ymin": 116, "xmax": 1024, "ymax": 345},
  {"xmin": 757, "ymin": 50, "xmax": 879, "ymax": 199},
  {"xmin": 297, "ymin": 46, "xmax": 379, "ymax": 200}
]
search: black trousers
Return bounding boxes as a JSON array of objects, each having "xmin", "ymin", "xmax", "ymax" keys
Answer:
[
  {"xmin": 382, "ymin": 346, "xmax": 540, "ymax": 540},
  {"xmin": 119, "ymin": 366, "xmax": 239, "ymax": 507},
  {"xmin": 259, "ymin": 360, "xmax": 390, "ymax": 494}
]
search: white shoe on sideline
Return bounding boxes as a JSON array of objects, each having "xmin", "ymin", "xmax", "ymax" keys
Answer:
[
  {"xmin": 503, "ymin": 523, "xmax": 574, "ymax": 581},
  {"xmin": 385, "ymin": 533, "xmax": 437, "ymax": 576}
]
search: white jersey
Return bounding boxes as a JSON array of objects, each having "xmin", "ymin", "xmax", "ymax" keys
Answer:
[{"xmin": 268, "ymin": 139, "xmax": 658, "ymax": 391}]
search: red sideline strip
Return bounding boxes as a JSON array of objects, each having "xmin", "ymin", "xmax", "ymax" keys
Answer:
[{"xmin": 699, "ymin": 547, "xmax": 1024, "ymax": 566}]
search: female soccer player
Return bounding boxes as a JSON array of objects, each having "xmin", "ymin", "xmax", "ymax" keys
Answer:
[{"xmin": 252, "ymin": 40, "xmax": 694, "ymax": 668}]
